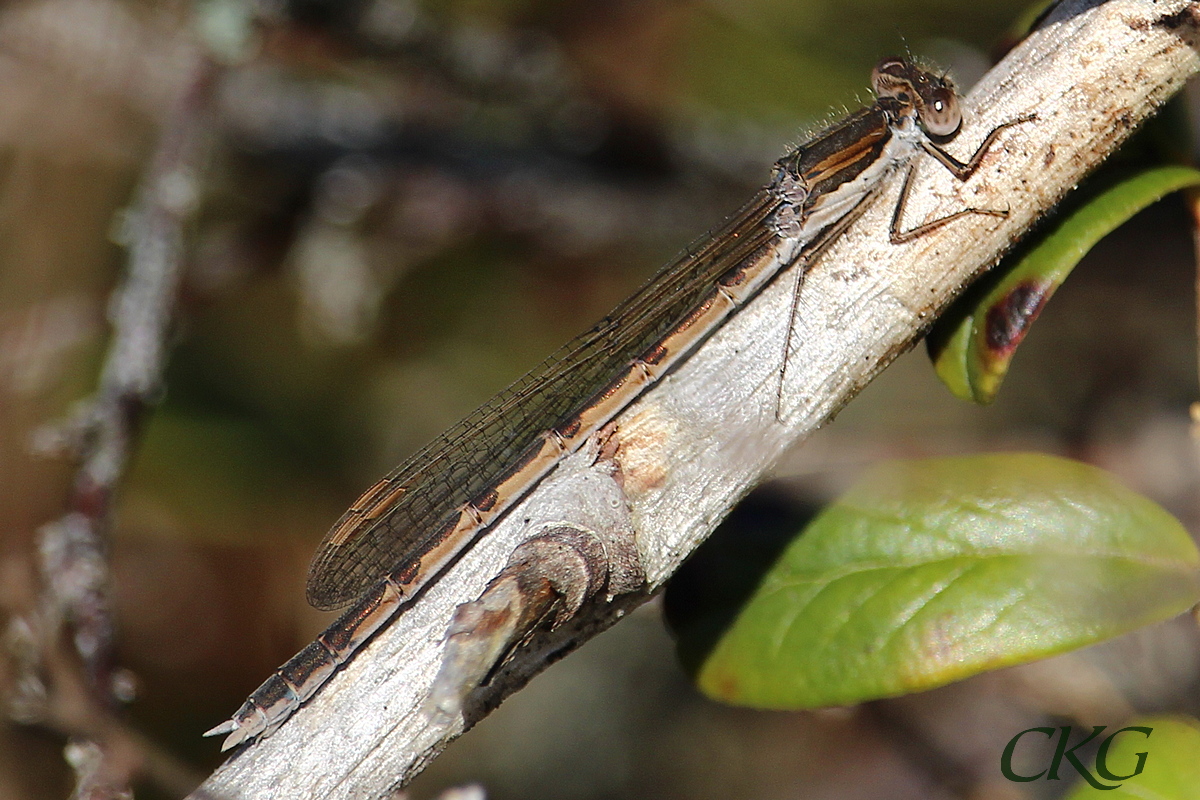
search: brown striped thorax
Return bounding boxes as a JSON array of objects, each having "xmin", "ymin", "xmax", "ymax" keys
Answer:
[{"xmin": 771, "ymin": 58, "xmax": 964, "ymax": 240}]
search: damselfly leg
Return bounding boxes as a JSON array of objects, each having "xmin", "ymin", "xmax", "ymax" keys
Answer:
[
  {"xmin": 774, "ymin": 101, "xmax": 1036, "ymax": 421},
  {"xmin": 890, "ymin": 113, "xmax": 1038, "ymax": 243}
]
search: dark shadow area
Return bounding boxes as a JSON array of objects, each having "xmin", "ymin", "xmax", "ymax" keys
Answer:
[{"xmin": 663, "ymin": 485, "xmax": 823, "ymax": 677}]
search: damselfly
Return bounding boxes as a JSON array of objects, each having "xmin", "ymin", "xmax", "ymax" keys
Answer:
[{"xmin": 206, "ymin": 57, "xmax": 1032, "ymax": 750}]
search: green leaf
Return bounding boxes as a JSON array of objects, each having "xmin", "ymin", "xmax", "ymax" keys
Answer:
[
  {"xmin": 682, "ymin": 453, "xmax": 1200, "ymax": 709},
  {"xmin": 928, "ymin": 165, "xmax": 1200, "ymax": 404},
  {"xmin": 1063, "ymin": 716, "xmax": 1200, "ymax": 799}
]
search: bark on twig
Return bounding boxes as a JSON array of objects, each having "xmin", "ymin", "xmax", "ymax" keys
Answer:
[{"xmin": 194, "ymin": 2, "xmax": 1200, "ymax": 797}]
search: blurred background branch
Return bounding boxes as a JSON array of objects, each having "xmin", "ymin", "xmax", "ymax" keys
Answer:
[{"xmin": 9, "ymin": 32, "xmax": 218, "ymax": 800}]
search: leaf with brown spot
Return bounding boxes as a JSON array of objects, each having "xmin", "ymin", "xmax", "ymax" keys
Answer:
[{"xmin": 929, "ymin": 165, "xmax": 1200, "ymax": 404}]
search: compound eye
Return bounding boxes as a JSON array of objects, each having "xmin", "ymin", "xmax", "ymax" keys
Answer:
[
  {"xmin": 871, "ymin": 57, "xmax": 909, "ymax": 97},
  {"xmin": 920, "ymin": 88, "xmax": 961, "ymax": 137}
]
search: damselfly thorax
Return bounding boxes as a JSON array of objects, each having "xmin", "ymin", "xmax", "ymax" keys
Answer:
[{"xmin": 206, "ymin": 57, "xmax": 1033, "ymax": 750}]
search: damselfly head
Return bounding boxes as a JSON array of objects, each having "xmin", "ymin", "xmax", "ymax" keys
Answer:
[{"xmin": 871, "ymin": 57, "xmax": 962, "ymax": 139}]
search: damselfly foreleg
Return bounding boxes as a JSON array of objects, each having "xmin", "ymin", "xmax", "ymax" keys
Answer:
[
  {"xmin": 921, "ymin": 113, "xmax": 1038, "ymax": 180},
  {"xmin": 890, "ymin": 113, "xmax": 1037, "ymax": 243}
]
